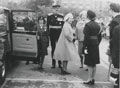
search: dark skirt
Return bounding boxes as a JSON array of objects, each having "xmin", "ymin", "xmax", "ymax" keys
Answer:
[
  {"xmin": 37, "ymin": 36, "xmax": 49, "ymax": 56},
  {"xmin": 84, "ymin": 45, "xmax": 100, "ymax": 67}
]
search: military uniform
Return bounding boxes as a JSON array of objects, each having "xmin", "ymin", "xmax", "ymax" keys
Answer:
[
  {"xmin": 36, "ymin": 16, "xmax": 49, "ymax": 69},
  {"xmin": 47, "ymin": 12, "xmax": 64, "ymax": 68}
]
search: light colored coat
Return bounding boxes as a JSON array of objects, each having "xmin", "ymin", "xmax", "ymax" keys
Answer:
[
  {"xmin": 54, "ymin": 22, "xmax": 80, "ymax": 61},
  {"xmin": 76, "ymin": 20, "xmax": 85, "ymax": 41}
]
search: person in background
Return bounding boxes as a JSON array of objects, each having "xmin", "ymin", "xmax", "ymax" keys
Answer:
[
  {"xmin": 83, "ymin": 10, "xmax": 101, "ymax": 85},
  {"xmin": 36, "ymin": 16, "xmax": 49, "ymax": 70},
  {"xmin": 76, "ymin": 12, "xmax": 86, "ymax": 68},
  {"xmin": 108, "ymin": 3, "xmax": 120, "ymax": 88},
  {"xmin": 47, "ymin": 4, "xmax": 64, "ymax": 69},
  {"xmin": 54, "ymin": 13, "xmax": 80, "ymax": 75}
]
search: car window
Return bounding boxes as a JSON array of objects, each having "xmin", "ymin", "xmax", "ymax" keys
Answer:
[
  {"xmin": 0, "ymin": 13, "xmax": 7, "ymax": 32},
  {"xmin": 13, "ymin": 11, "xmax": 37, "ymax": 32}
]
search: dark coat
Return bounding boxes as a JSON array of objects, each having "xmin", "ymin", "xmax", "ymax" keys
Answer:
[
  {"xmin": 37, "ymin": 24, "xmax": 49, "ymax": 55},
  {"xmin": 83, "ymin": 20, "xmax": 101, "ymax": 66},
  {"xmin": 111, "ymin": 25, "xmax": 120, "ymax": 67},
  {"xmin": 109, "ymin": 15, "xmax": 120, "ymax": 68}
]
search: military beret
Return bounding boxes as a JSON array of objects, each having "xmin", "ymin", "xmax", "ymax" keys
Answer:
[
  {"xmin": 87, "ymin": 10, "xmax": 96, "ymax": 19},
  {"xmin": 52, "ymin": 4, "xmax": 60, "ymax": 8},
  {"xmin": 110, "ymin": 3, "xmax": 120, "ymax": 12}
]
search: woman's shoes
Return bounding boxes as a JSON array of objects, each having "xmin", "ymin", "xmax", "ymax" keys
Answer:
[
  {"xmin": 64, "ymin": 71, "xmax": 71, "ymax": 75},
  {"xmin": 80, "ymin": 66, "xmax": 83, "ymax": 68},
  {"xmin": 85, "ymin": 68, "xmax": 88, "ymax": 71},
  {"xmin": 38, "ymin": 64, "xmax": 44, "ymax": 70},
  {"xmin": 83, "ymin": 79, "xmax": 95, "ymax": 85},
  {"xmin": 60, "ymin": 68, "xmax": 71, "ymax": 75}
]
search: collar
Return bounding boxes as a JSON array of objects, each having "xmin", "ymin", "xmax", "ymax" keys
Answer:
[{"xmin": 113, "ymin": 12, "xmax": 120, "ymax": 17}]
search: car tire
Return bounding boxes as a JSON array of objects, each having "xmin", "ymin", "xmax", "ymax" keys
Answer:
[{"xmin": 0, "ymin": 61, "xmax": 6, "ymax": 85}]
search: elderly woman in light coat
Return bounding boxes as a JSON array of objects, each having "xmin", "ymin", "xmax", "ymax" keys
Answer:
[{"xmin": 54, "ymin": 13, "xmax": 80, "ymax": 75}]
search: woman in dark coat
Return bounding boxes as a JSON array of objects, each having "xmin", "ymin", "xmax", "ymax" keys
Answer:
[
  {"xmin": 108, "ymin": 3, "xmax": 120, "ymax": 88},
  {"xmin": 37, "ymin": 16, "xmax": 49, "ymax": 70},
  {"xmin": 83, "ymin": 10, "xmax": 101, "ymax": 85}
]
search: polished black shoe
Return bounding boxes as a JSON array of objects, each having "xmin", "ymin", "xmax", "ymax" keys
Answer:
[
  {"xmin": 38, "ymin": 65, "xmax": 44, "ymax": 70},
  {"xmin": 80, "ymin": 66, "xmax": 83, "ymax": 68},
  {"xmin": 51, "ymin": 66, "xmax": 56, "ymax": 69},
  {"xmin": 59, "ymin": 65, "xmax": 62, "ymax": 68},
  {"xmin": 85, "ymin": 68, "xmax": 88, "ymax": 71},
  {"xmin": 83, "ymin": 79, "xmax": 95, "ymax": 85},
  {"xmin": 60, "ymin": 68, "xmax": 65, "ymax": 75},
  {"xmin": 26, "ymin": 61, "xmax": 29, "ymax": 65},
  {"xmin": 64, "ymin": 71, "xmax": 71, "ymax": 75},
  {"xmin": 113, "ymin": 84, "xmax": 119, "ymax": 88},
  {"xmin": 33, "ymin": 61, "xmax": 39, "ymax": 64},
  {"xmin": 39, "ymin": 67, "xmax": 44, "ymax": 70}
]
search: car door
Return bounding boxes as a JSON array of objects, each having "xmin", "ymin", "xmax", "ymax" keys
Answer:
[{"xmin": 11, "ymin": 10, "xmax": 38, "ymax": 58}]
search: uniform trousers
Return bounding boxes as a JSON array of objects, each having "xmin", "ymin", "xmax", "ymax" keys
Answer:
[{"xmin": 50, "ymin": 28, "xmax": 61, "ymax": 67}]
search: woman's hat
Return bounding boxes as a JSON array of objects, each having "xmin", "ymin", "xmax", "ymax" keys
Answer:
[
  {"xmin": 64, "ymin": 13, "xmax": 73, "ymax": 21},
  {"xmin": 110, "ymin": 3, "xmax": 120, "ymax": 12},
  {"xmin": 87, "ymin": 10, "xmax": 96, "ymax": 19},
  {"xmin": 38, "ymin": 16, "xmax": 45, "ymax": 23},
  {"xmin": 79, "ymin": 10, "xmax": 87, "ymax": 18},
  {"xmin": 52, "ymin": 3, "xmax": 61, "ymax": 8}
]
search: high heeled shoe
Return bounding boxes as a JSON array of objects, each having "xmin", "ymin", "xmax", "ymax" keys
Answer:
[
  {"xmin": 83, "ymin": 79, "xmax": 95, "ymax": 85},
  {"xmin": 64, "ymin": 71, "xmax": 71, "ymax": 75},
  {"xmin": 91, "ymin": 79, "xmax": 95, "ymax": 85},
  {"xmin": 60, "ymin": 68, "xmax": 65, "ymax": 75}
]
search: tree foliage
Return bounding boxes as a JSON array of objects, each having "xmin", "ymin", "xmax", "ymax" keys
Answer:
[{"xmin": 26, "ymin": 0, "xmax": 54, "ymax": 10}]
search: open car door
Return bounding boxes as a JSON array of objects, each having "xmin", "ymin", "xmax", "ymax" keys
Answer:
[{"xmin": 11, "ymin": 10, "xmax": 37, "ymax": 58}]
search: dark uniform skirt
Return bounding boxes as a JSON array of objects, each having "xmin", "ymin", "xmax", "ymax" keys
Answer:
[
  {"xmin": 84, "ymin": 45, "xmax": 100, "ymax": 67},
  {"xmin": 37, "ymin": 35, "xmax": 49, "ymax": 56}
]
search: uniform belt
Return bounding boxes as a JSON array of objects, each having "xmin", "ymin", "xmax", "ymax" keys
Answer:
[
  {"xmin": 38, "ymin": 32, "xmax": 47, "ymax": 36},
  {"xmin": 90, "ymin": 36, "xmax": 97, "ymax": 39},
  {"xmin": 49, "ymin": 25, "xmax": 62, "ymax": 29}
]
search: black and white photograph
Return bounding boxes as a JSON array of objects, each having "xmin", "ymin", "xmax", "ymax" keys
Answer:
[{"xmin": 0, "ymin": 0, "xmax": 119, "ymax": 88}]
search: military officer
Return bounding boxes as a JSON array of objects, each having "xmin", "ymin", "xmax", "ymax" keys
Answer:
[{"xmin": 47, "ymin": 4, "xmax": 64, "ymax": 69}]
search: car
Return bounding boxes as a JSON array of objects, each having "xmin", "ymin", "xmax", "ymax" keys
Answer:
[
  {"xmin": 0, "ymin": 34, "xmax": 6, "ymax": 85},
  {"xmin": 0, "ymin": 6, "xmax": 43, "ymax": 85}
]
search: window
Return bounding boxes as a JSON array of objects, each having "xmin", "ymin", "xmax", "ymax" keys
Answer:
[
  {"xmin": 13, "ymin": 11, "xmax": 37, "ymax": 32},
  {"xmin": 0, "ymin": 12, "xmax": 7, "ymax": 32}
]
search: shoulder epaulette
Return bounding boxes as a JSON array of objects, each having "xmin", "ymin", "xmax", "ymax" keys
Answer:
[
  {"xmin": 58, "ymin": 13, "xmax": 64, "ymax": 16},
  {"xmin": 48, "ymin": 13, "xmax": 53, "ymax": 16}
]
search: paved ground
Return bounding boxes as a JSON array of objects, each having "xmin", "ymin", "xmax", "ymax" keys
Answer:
[
  {"xmin": 2, "ymin": 79, "xmax": 113, "ymax": 88},
  {"xmin": 1, "ymin": 38, "xmax": 114, "ymax": 88}
]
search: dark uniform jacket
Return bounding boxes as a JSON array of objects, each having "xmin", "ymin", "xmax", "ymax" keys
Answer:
[
  {"xmin": 35, "ymin": 24, "xmax": 49, "ymax": 55},
  {"xmin": 109, "ymin": 15, "xmax": 120, "ymax": 66},
  {"xmin": 47, "ymin": 13, "xmax": 64, "ymax": 29},
  {"xmin": 37, "ymin": 24, "xmax": 49, "ymax": 47},
  {"xmin": 47, "ymin": 13, "xmax": 64, "ymax": 41},
  {"xmin": 83, "ymin": 20, "xmax": 101, "ymax": 46},
  {"xmin": 83, "ymin": 20, "xmax": 101, "ymax": 66}
]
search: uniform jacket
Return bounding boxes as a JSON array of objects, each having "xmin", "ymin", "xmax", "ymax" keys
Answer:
[
  {"xmin": 47, "ymin": 13, "xmax": 64, "ymax": 30},
  {"xmin": 83, "ymin": 20, "xmax": 101, "ymax": 47},
  {"xmin": 76, "ymin": 20, "xmax": 85, "ymax": 41},
  {"xmin": 109, "ymin": 15, "xmax": 120, "ymax": 65},
  {"xmin": 36, "ymin": 24, "xmax": 49, "ymax": 47}
]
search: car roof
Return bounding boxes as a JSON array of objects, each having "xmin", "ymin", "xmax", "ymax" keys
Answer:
[{"xmin": 0, "ymin": 6, "xmax": 10, "ymax": 10}]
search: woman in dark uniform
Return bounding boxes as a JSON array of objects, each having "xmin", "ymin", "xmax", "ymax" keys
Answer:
[
  {"xmin": 83, "ymin": 10, "xmax": 101, "ymax": 85},
  {"xmin": 37, "ymin": 16, "xmax": 49, "ymax": 70},
  {"xmin": 108, "ymin": 3, "xmax": 120, "ymax": 88}
]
